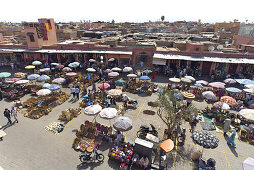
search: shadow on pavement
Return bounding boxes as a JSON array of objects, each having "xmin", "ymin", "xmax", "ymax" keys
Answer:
[
  {"xmin": 76, "ymin": 162, "xmax": 102, "ymax": 170},
  {"xmin": 0, "ymin": 122, "xmax": 16, "ymax": 130},
  {"xmin": 224, "ymin": 134, "xmax": 238, "ymax": 157}
]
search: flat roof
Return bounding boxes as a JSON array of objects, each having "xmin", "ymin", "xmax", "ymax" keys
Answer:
[{"xmin": 153, "ymin": 53, "xmax": 254, "ymax": 64}]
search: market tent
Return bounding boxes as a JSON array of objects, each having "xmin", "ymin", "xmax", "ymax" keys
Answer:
[
  {"xmin": 245, "ymin": 84, "xmax": 254, "ymax": 89},
  {"xmin": 98, "ymin": 83, "xmax": 110, "ymax": 90},
  {"xmin": 51, "ymin": 63, "xmax": 59, "ymax": 66},
  {"xmin": 181, "ymin": 91, "xmax": 195, "ymax": 99},
  {"xmin": 99, "ymin": 108, "xmax": 118, "ymax": 119},
  {"xmin": 66, "ymin": 72, "xmax": 77, "ymax": 77},
  {"xmin": 37, "ymin": 75, "xmax": 50, "ymax": 82},
  {"xmin": 62, "ymin": 67, "xmax": 72, "ymax": 72},
  {"xmin": 108, "ymin": 72, "xmax": 119, "ymax": 77},
  {"xmin": 196, "ymin": 80, "xmax": 208, "ymax": 85},
  {"xmin": 127, "ymin": 74, "xmax": 137, "ymax": 78},
  {"xmin": 226, "ymin": 87, "xmax": 242, "ymax": 93},
  {"xmin": 221, "ymin": 96, "xmax": 238, "ymax": 106},
  {"xmin": 169, "ymin": 77, "xmax": 181, "ymax": 83},
  {"xmin": 108, "ymin": 89, "xmax": 122, "ymax": 96},
  {"xmin": 139, "ymin": 76, "xmax": 150, "ymax": 81},
  {"xmin": 15, "ymin": 80, "xmax": 29, "ymax": 85},
  {"xmin": 84, "ymin": 104, "xmax": 102, "ymax": 115},
  {"xmin": 235, "ymin": 79, "xmax": 254, "ymax": 85},
  {"xmin": 0, "ymin": 72, "xmax": 11, "ymax": 78},
  {"xmin": 143, "ymin": 69, "xmax": 152, "ymax": 74},
  {"xmin": 68, "ymin": 62, "xmax": 80, "ymax": 68},
  {"xmin": 52, "ymin": 78, "xmax": 66, "ymax": 84},
  {"xmin": 208, "ymin": 82, "xmax": 225, "ymax": 89},
  {"xmin": 160, "ymin": 139, "xmax": 174, "ymax": 153},
  {"xmin": 224, "ymin": 78, "xmax": 237, "ymax": 84},
  {"xmin": 212, "ymin": 102, "xmax": 230, "ymax": 110},
  {"xmin": 104, "ymin": 69, "xmax": 112, "ymax": 73},
  {"xmin": 86, "ymin": 68, "xmax": 96, "ymax": 72},
  {"xmin": 243, "ymin": 89, "xmax": 254, "ymax": 94},
  {"xmin": 113, "ymin": 116, "xmax": 132, "ymax": 132},
  {"xmin": 116, "ymin": 80, "xmax": 126, "ymax": 86},
  {"xmin": 36, "ymin": 89, "xmax": 52, "ymax": 96},
  {"xmin": 25, "ymin": 65, "xmax": 35, "ymax": 69},
  {"xmin": 243, "ymin": 157, "xmax": 254, "ymax": 170},
  {"xmin": 32, "ymin": 61, "xmax": 42, "ymax": 66},
  {"xmin": 48, "ymin": 84, "xmax": 61, "ymax": 91},
  {"xmin": 14, "ymin": 72, "xmax": 27, "ymax": 78},
  {"xmin": 40, "ymin": 68, "xmax": 50, "ymax": 72},
  {"xmin": 27, "ymin": 74, "xmax": 40, "ymax": 80},
  {"xmin": 239, "ymin": 109, "xmax": 254, "ymax": 121},
  {"xmin": 194, "ymin": 83, "xmax": 204, "ymax": 88},
  {"xmin": 202, "ymin": 91, "xmax": 217, "ymax": 101},
  {"xmin": 185, "ymin": 75, "xmax": 195, "ymax": 81},
  {"xmin": 108, "ymin": 58, "xmax": 115, "ymax": 62},
  {"xmin": 43, "ymin": 83, "xmax": 51, "ymax": 89},
  {"xmin": 55, "ymin": 65, "xmax": 64, "ymax": 69},
  {"xmin": 112, "ymin": 67, "xmax": 122, "ymax": 72},
  {"xmin": 123, "ymin": 67, "xmax": 133, "ymax": 72},
  {"xmin": 181, "ymin": 77, "xmax": 192, "ymax": 83},
  {"xmin": 5, "ymin": 78, "xmax": 20, "ymax": 83}
]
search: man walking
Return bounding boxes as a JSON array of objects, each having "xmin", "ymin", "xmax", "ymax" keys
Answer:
[
  {"xmin": 224, "ymin": 117, "xmax": 231, "ymax": 136},
  {"xmin": 11, "ymin": 107, "xmax": 18, "ymax": 123},
  {"xmin": 3, "ymin": 108, "xmax": 12, "ymax": 124},
  {"xmin": 75, "ymin": 86, "xmax": 80, "ymax": 100}
]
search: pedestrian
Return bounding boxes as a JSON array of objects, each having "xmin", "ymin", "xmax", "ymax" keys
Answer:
[
  {"xmin": 186, "ymin": 99, "xmax": 192, "ymax": 107},
  {"xmin": 76, "ymin": 81, "xmax": 81, "ymax": 89},
  {"xmin": 3, "ymin": 108, "xmax": 12, "ymax": 124},
  {"xmin": 122, "ymin": 94, "xmax": 128, "ymax": 108},
  {"xmin": 224, "ymin": 117, "xmax": 231, "ymax": 136},
  {"xmin": 190, "ymin": 115, "xmax": 197, "ymax": 133},
  {"xmin": 11, "ymin": 107, "xmax": 18, "ymax": 123},
  {"xmin": 0, "ymin": 90, "xmax": 2, "ymax": 101},
  {"xmin": 227, "ymin": 129, "xmax": 237, "ymax": 147},
  {"xmin": 71, "ymin": 86, "xmax": 75, "ymax": 99},
  {"xmin": 75, "ymin": 86, "xmax": 80, "ymax": 100},
  {"xmin": 152, "ymin": 70, "xmax": 155, "ymax": 80}
]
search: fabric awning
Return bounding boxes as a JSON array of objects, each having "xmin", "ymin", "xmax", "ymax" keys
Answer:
[
  {"xmin": 153, "ymin": 53, "xmax": 254, "ymax": 64},
  {"xmin": 153, "ymin": 58, "xmax": 166, "ymax": 65}
]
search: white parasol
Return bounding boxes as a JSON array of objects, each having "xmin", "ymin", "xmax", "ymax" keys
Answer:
[
  {"xmin": 86, "ymin": 68, "xmax": 96, "ymax": 72},
  {"xmin": 108, "ymin": 89, "xmax": 122, "ymax": 96},
  {"xmin": 99, "ymin": 108, "xmax": 118, "ymax": 119},
  {"xmin": 36, "ymin": 89, "xmax": 52, "ymax": 96},
  {"xmin": 108, "ymin": 72, "xmax": 119, "ymax": 77},
  {"xmin": 84, "ymin": 104, "xmax": 102, "ymax": 115},
  {"xmin": 113, "ymin": 116, "xmax": 133, "ymax": 132}
]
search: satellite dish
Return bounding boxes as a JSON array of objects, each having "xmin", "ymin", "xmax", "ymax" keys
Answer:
[
  {"xmin": 208, "ymin": 46, "xmax": 215, "ymax": 51},
  {"xmin": 217, "ymin": 45, "xmax": 223, "ymax": 50}
]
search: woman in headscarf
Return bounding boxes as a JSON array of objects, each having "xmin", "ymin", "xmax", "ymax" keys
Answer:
[{"xmin": 227, "ymin": 129, "xmax": 237, "ymax": 147}]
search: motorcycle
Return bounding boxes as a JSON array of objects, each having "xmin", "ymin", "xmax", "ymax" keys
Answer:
[
  {"xmin": 127, "ymin": 98, "xmax": 138, "ymax": 106},
  {"xmin": 79, "ymin": 150, "xmax": 104, "ymax": 164},
  {"xmin": 137, "ymin": 124, "xmax": 158, "ymax": 139}
]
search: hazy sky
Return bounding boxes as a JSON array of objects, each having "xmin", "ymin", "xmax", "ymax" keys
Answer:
[{"xmin": 1, "ymin": 0, "xmax": 254, "ymax": 23}]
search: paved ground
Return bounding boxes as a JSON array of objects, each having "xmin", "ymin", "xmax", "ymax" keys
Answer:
[{"xmin": 0, "ymin": 69, "xmax": 253, "ymax": 170}]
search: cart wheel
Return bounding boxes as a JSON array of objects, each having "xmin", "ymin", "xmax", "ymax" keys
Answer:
[{"xmin": 96, "ymin": 154, "xmax": 104, "ymax": 162}]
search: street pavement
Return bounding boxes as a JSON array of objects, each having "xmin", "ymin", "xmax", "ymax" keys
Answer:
[{"xmin": 0, "ymin": 70, "xmax": 253, "ymax": 170}]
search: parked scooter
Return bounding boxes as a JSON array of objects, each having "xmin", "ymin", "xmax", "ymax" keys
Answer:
[
  {"xmin": 137, "ymin": 124, "xmax": 158, "ymax": 139},
  {"xmin": 127, "ymin": 98, "xmax": 138, "ymax": 106},
  {"xmin": 79, "ymin": 150, "xmax": 104, "ymax": 164}
]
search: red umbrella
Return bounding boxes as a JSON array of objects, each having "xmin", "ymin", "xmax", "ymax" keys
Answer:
[
  {"xmin": 98, "ymin": 83, "xmax": 110, "ymax": 90},
  {"xmin": 220, "ymin": 96, "xmax": 238, "ymax": 106},
  {"xmin": 55, "ymin": 65, "xmax": 64, "ymax": 69}
]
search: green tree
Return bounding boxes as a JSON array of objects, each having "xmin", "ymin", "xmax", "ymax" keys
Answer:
[
  {"xmin": 161, "ymin": 16, "xmax": 165, "ymax": 22},
  {"xmin": 156, "ymin": 87, "xmax": 197, "ymax": 138}
]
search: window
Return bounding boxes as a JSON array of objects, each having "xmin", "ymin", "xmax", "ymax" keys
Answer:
[
  {"xmin": 195, "ymin": 47, "xmax": 200, "ymax": 51},
  {"xmin": 29, "ymin": 35, "xmax": 35, "ymax": 42}
]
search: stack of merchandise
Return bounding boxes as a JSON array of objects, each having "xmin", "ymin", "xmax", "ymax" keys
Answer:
[
  {"xmin": 45, "ymin": 122, "xmax": 65, "ymax": 135},
  {"xmin": 58, "ymin": 108, "xmax": 81, "ymax": 121}
]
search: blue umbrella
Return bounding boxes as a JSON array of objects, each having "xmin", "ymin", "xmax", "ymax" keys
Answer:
[
  {"xmin": 194, "ymin": 83, "xmax": 204, "ymax": 88},
  {"xmin": 116, "ymin": 80, "xmax": 126, "ymax": 86},
  {"xmin": 48, "ymin": 84, "xmax": 60, "ymax": 91},
  {"xmin": 226, "ymin": 87, "xmax": 242, "ymax": 93},
  {"xmin": 139, "ymin": 76, "xmax": 150, "ymax": 81},
  {"xmin": 37, "ymin": 75, "xmax": 50, "ymax": 82},
  {"xmin": 235, "ymin": 79, "xmax": 254, "ymax": 85},
  {"xmin": 43, "ymin": 83, "xmax": 51, "ymax": 89},
  {"xmin": 27, "ymin": 74, "xmax": 40, "ymax": 80}
]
